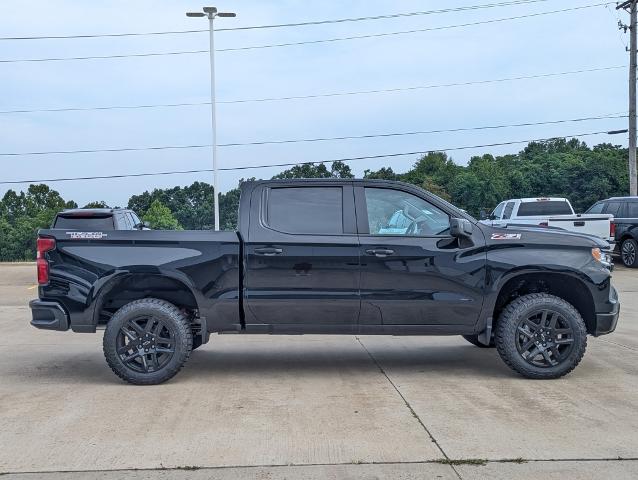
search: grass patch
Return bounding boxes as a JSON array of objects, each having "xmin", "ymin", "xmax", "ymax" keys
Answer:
[{"xmin": 436, "ymin": 458, "xmax": 488, "ymax": 466}]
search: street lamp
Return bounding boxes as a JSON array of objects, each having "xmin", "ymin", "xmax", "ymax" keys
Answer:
[{"xmin": 186, "ymin": 6, "xmax": 236, "ymax": 231}]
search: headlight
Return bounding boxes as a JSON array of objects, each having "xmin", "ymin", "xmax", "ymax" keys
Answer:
[{"xmin": 591, "ymin": 248, "xmax": 612, "ymax": 266}]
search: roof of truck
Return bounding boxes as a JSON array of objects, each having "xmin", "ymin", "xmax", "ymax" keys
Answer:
[{"xmin": 57, "ymin": 208, "xmax": 130, "ymax": 216}]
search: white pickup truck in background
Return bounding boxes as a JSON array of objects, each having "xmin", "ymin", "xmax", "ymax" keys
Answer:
[{"xmin": 481, "ymin": 197, "xmax": 615, "ymax": 246}]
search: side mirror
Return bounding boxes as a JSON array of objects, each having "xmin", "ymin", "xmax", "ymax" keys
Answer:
[
  {"xmin": 479, "ymin": 209, "xmax": 488, "ymax": 220},
  {"xmin": 450, "ymin": 217, "xmax": 473, "ymax": 238},
  {"xmin": 134, "ymin": 221, "xmax": 150, "ymax": 230}
]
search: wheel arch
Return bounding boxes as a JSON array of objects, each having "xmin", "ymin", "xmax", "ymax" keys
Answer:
[
  {"xmin": 489, "ymin": 271, "xmax": 596, "ymax": 335},
  {"xmin": 92, "ymin": 272, "xmax": 202, "ymax": 327}
]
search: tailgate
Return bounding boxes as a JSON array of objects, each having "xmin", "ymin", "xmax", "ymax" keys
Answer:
[{"xmin": 547, "ymin": 215, "xmax": 613, "ymax": 240}]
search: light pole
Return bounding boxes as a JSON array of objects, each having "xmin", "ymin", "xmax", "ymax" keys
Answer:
[{"xmin": 186, "ymin": 7, "xmax": 236, "ymax": 230}]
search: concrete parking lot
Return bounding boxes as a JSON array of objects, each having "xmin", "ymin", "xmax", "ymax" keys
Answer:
[{"xmin": 0, "ymin": 263, "xmax": 636, "ymax": 479}]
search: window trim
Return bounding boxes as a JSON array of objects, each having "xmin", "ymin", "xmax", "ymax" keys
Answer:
[
  {"xmin": 356, "ymin": 185, "xmax": 453, "ymax": 238},
  {"xmin": 260, "ymin": 185, "xmax": 354, "ymax": 237}
]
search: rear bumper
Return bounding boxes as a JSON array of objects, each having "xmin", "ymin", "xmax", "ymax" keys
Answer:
[
  {"xmin": 593, "ymin": 286, "xmax": 620, "ymax": 336},
  {"xmin": 29, "ymin": 300, "xmax": 69, "ymax": 331}
]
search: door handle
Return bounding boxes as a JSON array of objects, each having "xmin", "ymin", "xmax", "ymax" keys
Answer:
[
  {"xmin": 254, "ymin": 247, "xmax": 283, "ymax": 256},
  {"xmin": 366, "ymin": 248, "xmax": 395, "ymax": 258}
]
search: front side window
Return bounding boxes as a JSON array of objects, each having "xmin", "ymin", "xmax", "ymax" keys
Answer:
[
  {"xmin": 364, "ymin": 188, "xmax": 449, "ymax": 236},
  {"xmin": 627, "ymin": 202, "xmax": 638, "ymax": 218},
  {"xmin": 267, "ymin": 187, "xmax": 343, "ymax": 234},
  {"xmin": 492, "ymin": 202, "xmax": 505, "ymax": 220}
]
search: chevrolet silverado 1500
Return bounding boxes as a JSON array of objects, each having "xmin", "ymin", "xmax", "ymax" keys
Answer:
[{"xmin": 30, "ymin": 179, "xmax": 620, "ymax": 384}]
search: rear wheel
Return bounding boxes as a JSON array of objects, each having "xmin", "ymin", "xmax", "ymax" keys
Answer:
[
  {"xmin": 462, "ymin": 334, "xmax": 495, "ymax": 348},
  {"xmin": 495, "ymin": 293, "xmax": 587, "ymax": 379},
  {"xmin": 621, "ymin": 238, "xmax": 638, "ymax": 268},
  {"xmin": 103, "ymin": 298, "xmax": 193, "ymax": 385}
]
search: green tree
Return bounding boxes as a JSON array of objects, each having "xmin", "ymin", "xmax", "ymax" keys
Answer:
[
  {"xmin": 142, "ymin": 200, "xmax": 182, "ymax": 230},
  {"xmin": 83, "ymin": 201, "xmax": 110, "ymax": 208},
  {"xmin": 0, "ymin": 185, "xmax": 77, "ymax": 261}
]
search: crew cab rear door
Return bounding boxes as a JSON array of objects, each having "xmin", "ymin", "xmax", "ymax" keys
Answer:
[
  {"xmin": 243, "ymin": 182, "xmax": 360, "ymax": 329},
  {"xmin": 355, "ymin": 183, "xmax": 486, "ymax": 328}
]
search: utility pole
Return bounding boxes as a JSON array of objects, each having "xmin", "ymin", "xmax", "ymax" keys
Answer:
[
  {"xmin": 186, "ymin": 7, "xmax": 236, "ymax": 230},
  {"xmin": 618, "ymin": 0, "xmax": 638, "ymax": 196}
]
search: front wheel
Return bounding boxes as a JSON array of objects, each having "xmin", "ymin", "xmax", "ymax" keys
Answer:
[
  {"xmin": 621, "ymin": 238, "xmax": 638, "ymax": 268},
  {"xmin": 103, "ymin": 298, "xmax": 193, "ymax": 385},
  {"xmin": 495, "ymin": 293, "xmax": 587, "ymax": 379}
]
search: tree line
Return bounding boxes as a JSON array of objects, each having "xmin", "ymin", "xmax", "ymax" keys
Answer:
[{"xmin": 0, "ymin": 138, "xmax": 630, "ymax": 261}]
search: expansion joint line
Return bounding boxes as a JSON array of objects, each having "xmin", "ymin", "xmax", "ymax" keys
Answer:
[{"xmin": 354, "ymin": 337, "xmax": 462, "ymax": 479}]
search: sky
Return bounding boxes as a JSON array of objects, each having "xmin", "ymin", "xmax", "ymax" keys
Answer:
[{"xmin": 0, "ymin": 0, "xmax": 631, "ymax": 207}]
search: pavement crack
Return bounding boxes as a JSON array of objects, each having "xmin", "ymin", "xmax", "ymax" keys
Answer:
[
  {"xmin": 599, "ymin": 338, "xmax": 638, "ymax": 352},
  {"xmin": 355, "ymin": 336, "xmax": 463, "ymax": 480}
]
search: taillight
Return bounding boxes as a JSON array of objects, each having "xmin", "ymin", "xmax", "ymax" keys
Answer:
[
  {"xmin": 36, "ymin": 237, "xmax": 55, "ymax": 285},
  {"xmin": 610, "ymin": 222, "xmax": 616, "ymax": 238}
]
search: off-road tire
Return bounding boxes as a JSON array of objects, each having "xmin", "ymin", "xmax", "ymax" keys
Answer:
[
  {"xmin": 495, "ymin": 293, "xmax": 587, "ymax": 379},
  {"xmin": 621, "ymin": 238, "xmax": 638, "ymax": 268},
  {"xmin": 462, "ymin": 334, "xmax": 495, "ymax": 348},
  {"xmin": 103, "ymin": 298, "xmax": 193, "ymax": 385}
]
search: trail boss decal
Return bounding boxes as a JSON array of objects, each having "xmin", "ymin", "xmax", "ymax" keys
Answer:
[
  {"xmin": 66, "ymin": 232, "xmax": 108, "ymax": 240},
  {"xmin": 491, "ymin": 233, "xmax": 522, "ymax": 240}
]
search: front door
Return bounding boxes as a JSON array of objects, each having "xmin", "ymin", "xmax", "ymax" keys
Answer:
[
  {"xmin": 356, "ymin": 184, "xmax": 486, "ymax": 327},
  {"xmin": 244, "ymin": 183, "xmax": 360, "ymax": 328}
]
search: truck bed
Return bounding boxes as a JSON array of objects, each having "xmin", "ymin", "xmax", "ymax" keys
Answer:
[{"xmin": 35, "ymin": 229, "xmax": 241, "ymax": 333}]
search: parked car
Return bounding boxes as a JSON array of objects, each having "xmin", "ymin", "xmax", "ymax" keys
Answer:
[
  {"xmin": 52, "ymin": 208, "xmax": 147, "ymax": 231},
  {"xmin": 586, "ymin": 197, "xmax": 638, "ymax": 268},
  {"xmin": 481, "ymin": 197, "xmax": 614, "ymax": 245},
  {"xmin": 30, "ymin": 179, "xmax": 619, "ymax": 384}
]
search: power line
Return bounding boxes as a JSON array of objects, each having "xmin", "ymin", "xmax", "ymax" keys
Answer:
[
  {"xmin": 0, "ymin": 130, "xmax": 621, "ymax": 185},
  {"xmin": 0, "ymin": 0, "xmax": 551, "ymax": 41},
  {"xmin": 218, "ymin": 114, "xmax": 627, "ymax": 147},
  {"xmin": 0, "ymin": 50, "xmax": 208, "ymax": 64},
  {"xmin": 217, "ymin": 3, "xmax": 610, "ymax": 52},
  {"xmin": 217, "ymin": 66, "xmax": 625, "ymax": 104},
  {"xmin": 0, "ymin": 3, "xmax": 610, "ymax": 62},
  {"xmin": 0, "ymin": 115, "xmax": 625, "ymax": 157},
  {"xmin": 0, "ymin": 65, "xmax": 625, "ymax": 114}
]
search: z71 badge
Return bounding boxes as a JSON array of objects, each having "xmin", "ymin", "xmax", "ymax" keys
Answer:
[
  {"xmin": 66, "ymin": 231, "xmax": 108, "ymax": 239},
  {"xmin": 491, "ymin": 233, "xmax": 522, "ymax": 240}
]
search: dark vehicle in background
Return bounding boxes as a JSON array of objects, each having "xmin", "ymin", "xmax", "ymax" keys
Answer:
[
  {"xmin": 30, "ymin": 179, "xmax": 619, "ymax": 385},
  {"xmin": 52, "ymin": 208, "xmax": 147, "ymax": 231},
  {"xmin": 586, "ymin": 197, "xmax": 638, "ymax": 268}
]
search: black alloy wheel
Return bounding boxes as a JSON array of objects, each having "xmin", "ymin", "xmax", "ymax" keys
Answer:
[
  {"xmin": 515, "ymin": 309, "xmax": 574, "ymax": 368},
  {"xmin": 621, "ymin": 239, "xmax": 637, "ymax": 268},
  {"xmin": 116, "ymin": 316, "xmax": 175, "ymax": 374}
]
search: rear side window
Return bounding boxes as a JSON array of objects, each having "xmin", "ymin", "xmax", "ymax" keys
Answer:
[
  {"xmin": 586, "ymin": 202, "xmax": 605, "ymax": 214},
  {"xmin": 53, "ymin": 216, "xmax": 115, "ymax": 230},
  {"xmin": 627, "ymin": 203, "xmax": 638, "ymax": 218},
  {"xmin": 517, "ymin": 201, "xmax": 572, "ymax": 216},
  {"xmin": 503, "ymin": 202, "xmax": 515, "ymax": 220},
  {"xmin": 266, "ymin": 187, "xmax": 343, "ymax": 234},
  {"xmin": 604, "ymin": 202, "xmax": 623, "ymax": 217}
]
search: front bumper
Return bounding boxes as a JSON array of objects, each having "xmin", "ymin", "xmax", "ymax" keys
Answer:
[
  {"xmin": 593, "ymin": 286, "xmax": 620, "ymax": 336},
  {"xmin": 29, "ymin": 300, "xmax": 69, "ymax": 331}
]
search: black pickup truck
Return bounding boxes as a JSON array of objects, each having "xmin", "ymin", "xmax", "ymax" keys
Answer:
[{"xmin": 30, "ymin": 179, "xmax": 620, "ymax": 384}]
